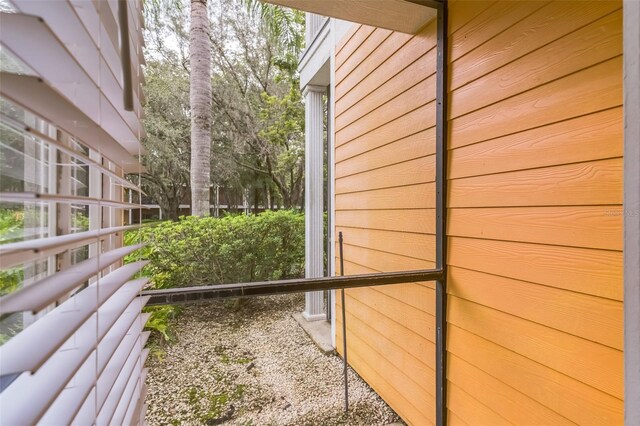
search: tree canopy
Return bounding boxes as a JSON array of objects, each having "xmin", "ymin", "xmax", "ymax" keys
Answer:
[{"xmin": 140, "ymin": 0, "xmax": 306, "ymax": 217}]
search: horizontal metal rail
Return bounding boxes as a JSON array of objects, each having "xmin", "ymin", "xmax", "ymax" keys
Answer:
[{"xmin": 142, "ymin": 269, "xmax": 443, "ymax": 306}]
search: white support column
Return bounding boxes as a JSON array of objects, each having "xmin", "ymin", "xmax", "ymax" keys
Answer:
[
  {"xmin": 624, "ymin": 1, "xmax": 640, "ymax": 423},
  {"xmin": 303, "ymin": 84, "xmax": 326, "ymax": 321}
]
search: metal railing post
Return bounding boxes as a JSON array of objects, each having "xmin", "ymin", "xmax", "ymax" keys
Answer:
[
  {"xmin": 339, "ymin": 231, "xmax": 349, "ymax": 414},
  {"xmin": 435, "ymin": 1, "xmax": 449, "ymax": 425}
]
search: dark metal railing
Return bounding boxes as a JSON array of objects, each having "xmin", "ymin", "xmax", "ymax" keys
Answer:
[{"xmin": 142, "ymin": 268, "xmax": 443, "ymax": 306}]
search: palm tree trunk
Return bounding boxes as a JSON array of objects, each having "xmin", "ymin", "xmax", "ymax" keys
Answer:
[{"xmin": 189, "ymin": 0, "xmax": 212, "ymax": 216}]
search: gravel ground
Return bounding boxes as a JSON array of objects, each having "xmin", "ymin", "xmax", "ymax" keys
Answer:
[{"xmin": 145, "ymin": 293, "xmax": 404, "ymax": 426}]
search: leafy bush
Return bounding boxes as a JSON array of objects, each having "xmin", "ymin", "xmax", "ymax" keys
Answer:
[
  {"xmin": 128, "ymin": 210, "xmax": 305, "ymax": 289},
  {"xmin": 125, "ymin": 210, "xmax": 305, "ymax": 344}
]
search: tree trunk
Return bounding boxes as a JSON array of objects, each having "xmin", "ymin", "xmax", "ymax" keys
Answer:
[{"xmin": 189, "ymin": 0, "xmax": 212, "ymax": 217}]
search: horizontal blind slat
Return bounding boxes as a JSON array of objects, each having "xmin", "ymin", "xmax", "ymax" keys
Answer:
[
  {"xmin": 0, "ymin": 306, "xmax": 150, "ymax": 425},
  {"xmin": 0, "ymin": 315, "xmax": 98, "ymax": 424},
  {"xmin": 109, "ymin": 354, "xmax": 146, "ymax": 426},
  {"xmin": 97, "ymin": 305, "xmax": 150, "ymax": 376},
  {"xmin": 0, "ymin": 243, "xmax": 144, "ymax": 314},
  {"xmin": 96, "ymin": 313, "xmax": 151, "ymax": 410},
  {"xmin": 0, "ymin": 11, "xmax": 144, "ymax": 149},
  {"xmin": 0, "ymin": 266, "xmax": 147, "ymax": 375},
  {"xmin": 36, "ymin": 350, "xmax": 98, "ymax": 425},
  {"xmin": 96, "ymin": 328, "xmax": 150, "ymax": 418},
  {"xmin": 0, "ymin": 72, "xmax": 138, "ymax": 167},
  {"xmin": 0, "ymin": 192, "xmax": 144, "ymax": 209},
  {"xmin": 54, "ymin": 296, "xmax": 150, "ymax": 424},
  {"xmin": 0, "ymin": 113, "xmax": 144, "ymax": 192},
  {"xmin": 124, "ymin": 368, "xmax": 148, "ymax": 426},
  {"xmin": 0, "ymin": 224, "xmax": 141, "ymax": 269}
]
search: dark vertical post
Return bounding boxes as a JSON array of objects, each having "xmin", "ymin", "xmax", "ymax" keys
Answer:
[
  {"xmin": 326, "ymin": 86, "xmax": 333, "ymax": 321},
  {"xmin": 435, "ymin": 1, "xmax": 449, "ymax": 425},
  {"xmin": 339, "ymin": 231, "xmax": 349, "ymax": 414}
]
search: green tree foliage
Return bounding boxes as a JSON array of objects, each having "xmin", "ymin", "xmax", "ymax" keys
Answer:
[
  {"xmin": 142, "ymin": 0, "xmax": 306, "ymax": 211},
  {"xmin": 139, "ymin": 59, "xmax": 191, "ymax": 220}
]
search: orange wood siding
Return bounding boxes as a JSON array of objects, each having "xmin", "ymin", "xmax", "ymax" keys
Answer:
[
  {"xmin": 446, "ymin": 1, "xmax": 623, "ymax": 424},
  {"xmin": 333, "ymin": 1, "xmax": 623, "ymax": 424},
  {"xmin": 334, "ymin": 20, "xmax": 438, "ymax": 426}
]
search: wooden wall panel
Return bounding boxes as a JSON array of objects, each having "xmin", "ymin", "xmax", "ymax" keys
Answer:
[
  {"xmin": 335, "ymin": 28, "xmax": 393, "ymax": 84},
  {"xmin": 333, "ymin": 2, "xmax": 623, "ymax": 424},
  {"xmin": 448, "ymin": 267, "xmax": 623, "ymax": 349},
  {"xmin": 336, "ymin": 128, "xmax": 435, "ymax": 177},
  {"xmin": 448, "ymin": 326, "xmax": 623, "ymax": 424},
  {"xmin": 336, "ymin": 49, "xmax": 436, "ymax": 131},
  {"xmin": 336, "ymin": 26, "xmax": 436, "ymax": 116},
  {"xmin": 334, "ymin": 21, "xmax": 437, "ymax": 426},
  {"xmin": 335, "ymin": 209, "xmax": 436, "ymax": 234},
  {"xmin": 335, "ymin": 183, "xmax": 435, "ymax": 210},
  {"xmin": 450, "ymin": 56, "xmax": 622, "ymax": 149},
  {"xmin": 446, "ymin": 0, "xmax": 623, "ymax": 422},
  {"xmin": 336, "ymin": 155, "xmax": 435, "ymax": 194},
  {"xmin": 448, "ymin": 107, "xmax": 622, "ymax": 179},
  {"xmin": 447, "ymin": 354, "xmax": 574, "ymax": 425},
  {"xmin": 450, "ymin": 1, "xmax": 620, "ymax": 90}
]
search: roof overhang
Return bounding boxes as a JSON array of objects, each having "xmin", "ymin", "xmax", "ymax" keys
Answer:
[{"xmin": 262, "ymin": 0, "xmax": 438, "ymax": 34}]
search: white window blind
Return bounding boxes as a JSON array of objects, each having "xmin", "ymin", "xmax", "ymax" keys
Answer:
[{"xmin": 0, "ymin": 1, "xmax": 150, "ymax": 424}]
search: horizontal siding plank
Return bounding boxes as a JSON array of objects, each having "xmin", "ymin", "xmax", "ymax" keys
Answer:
[
  {"xmin": 336, "ymin": 28, "xmax": 393, "ymax": 84},
  {"xmin": 336, "ymin": 49, "xmax": 436, "ymax": 131},
  {"xmin": 448, "ymin": 206, "xmax": 622, "ymax": 251},
  {"xmin": 447, "ymin": 354, "xmax": 574, "ymax": 425},
  {"xmin": 336, "ymin": 31, "xmax": 415, "ymax": 101},
  {"xmin": 451, "ymin": 9, "xmax": 621, "ymax": 117},
  {"xmin": 450, "ymin": 2, "xmax": 621, "ymax": 91},
  {"xmin": 336, "ymin": 75, "xmax": 436, "ymax": 146},
  {"xmin": 335, "ymin": 278, "xmax": 436, "ymax": 343},
  {"xmin": 449, "ymin": 56, "xmax": 622, "ymax": 149},
  {"xmin": 334, "ymin": 290, "xmax": 436, "ymax": 366},
  {"xmin": 448, "ymin": 107, "xmax": 622, "ymax": 180},
  {"xmin": 449, "ymin": 158, "xmax": 622, "ymax": 207},
  {"xmin": 336, "ymin": 101, "xmax": 435, "ymax": 151},
  {"xmin": 336, "ymin": 226, "xmax": 435, "ymax": 261},
  {"xmin": 336, "ymin": 128, "xmax": 435, "ymax": 177},
  {"xmin": 448, "ymin": 0, "xmax": 496, "ymax": 35},
  {"xmin": 335, "ymin": 259, "xmax": 437, "ymax": 314},
  {"xmin": 334, "ymin": 331, "xmax": 434, "ymax": 425},
  {"xmin": 335, "ymin": 23, "xmax": 360, "ymax": 58},
  {"xmin": 447, "ymin": 383, "xmax": 511, "ymax": 426},
  {"xmin": 448, "ymin": 267, "xmax": 623, "ymax": 350},
  {"xmin": 447, "ymin": 410, "xmax": 468, "ymax": 426},
  {"xmin": 335, "ymin": 209, "xmax": 435, "ymax": 234},
  {"xmin": 336, "ymin": 245, "xmax": 435, "ymax": 274},
  {"xmin": 448, "ymin": 325, "xmax": 623, "ymax": 425},
  {"xmin": 335, "ymin": 182, "xmax": 435, "ymax": 210},
  {"xmin": 374, "ymin": 284, "xmax": 436, "ymax": 317},
  {"xmin": 336, "ymin": 126, "xmax": 434, "ymax": 165},
  {"xmin": 335, "ymin": 302, "xmax": 435, "ymax": 393},
  {"xmin": 336, "ymin": 155, "xmax": 435, "ymax": 194},
  {"xmin": 336, "ymin": 23, "xmax": 436, "ymax": 114},
  {"xmin": 448, "ymin": 296, "xmax": 623, "ymax": 399},
  {"xmin": 449, "ymin": 1, "xmax": 549, "ymax": 61},
  {"xmin": 335, "ymin": 25, "xmax": 374, "ymax": 70},
  {"xmin": 448, "ymin": 237, "xmax": 623, "ymax": 300}
]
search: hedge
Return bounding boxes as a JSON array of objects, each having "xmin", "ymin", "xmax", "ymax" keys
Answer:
[{"xmin": 126, "ymin": 210, "xmax": 305, "ymax": 289}]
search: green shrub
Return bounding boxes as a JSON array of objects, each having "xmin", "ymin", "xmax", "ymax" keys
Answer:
[
  {"xmin": 128, "ymin": 210, "xmax": 305, "ymax": 289},
  {"xmin": 125, "ymin": 210, "xmax": 305, "ymax": 344}
]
